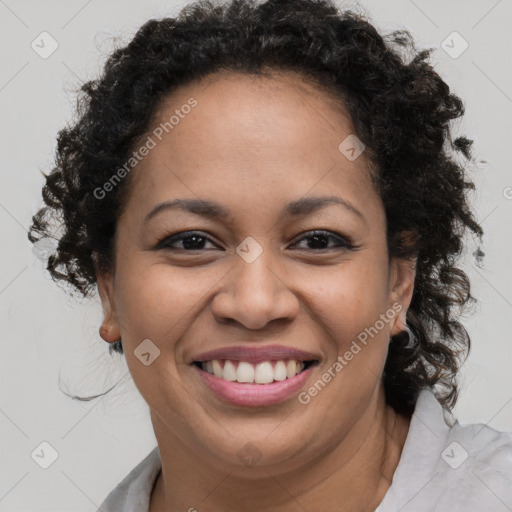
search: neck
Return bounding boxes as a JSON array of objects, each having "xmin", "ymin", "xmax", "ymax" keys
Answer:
[{"xmin": 149, "ymin": 384, "xmax": 411, "ymax": 512}]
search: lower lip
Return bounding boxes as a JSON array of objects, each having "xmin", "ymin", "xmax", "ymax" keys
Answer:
[{"xmin": 193, "ymin": 364, "xmax": 315, "ymax": 407}]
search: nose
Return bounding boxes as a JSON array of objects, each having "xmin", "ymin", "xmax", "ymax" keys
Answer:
[{"xmin": 210, "ymin": 249, "xmax": 300, "ymax": 330}]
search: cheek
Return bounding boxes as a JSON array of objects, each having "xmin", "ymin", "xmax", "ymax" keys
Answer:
[
  {"xmin": 114, "ymin": 262, "xmax": 226, "ymax": 346},
  {"xmin": 307, "ymin": 259, "xmax": 390, "ymax": 337},
  {"xmin": 114, "ymin": 268, "xmax": 185, "ymax": 343},
  {"xmin": 112, "ymin": 265, "xmax": 201, "ymax": 409},
  {"xmin": 304, "ymin": 266, "xmax": 392, "ymax": 389}
]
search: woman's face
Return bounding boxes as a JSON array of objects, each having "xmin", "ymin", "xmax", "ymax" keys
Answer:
[{"xmin": 97, "ymin": 70, "xmax": 416, "ymax": 473}]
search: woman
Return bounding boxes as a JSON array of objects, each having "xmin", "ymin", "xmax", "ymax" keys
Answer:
[{"xmin": 28, "ymin": 0, "xmax": 512, "ymax": 510}]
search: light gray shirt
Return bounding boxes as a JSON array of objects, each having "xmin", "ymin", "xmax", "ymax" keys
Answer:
[{"xmin": 98, "ymin": 388, "xmax": 512, "ymax": 511}]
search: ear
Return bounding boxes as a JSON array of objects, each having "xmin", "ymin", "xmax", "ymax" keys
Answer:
[
  {"xmin": 96, "ymin": 271, "xmax": 121, "ymax": 343},
  {"xmin": 388, "ymin": 255, "xmax": 417, "ymax": 338}
]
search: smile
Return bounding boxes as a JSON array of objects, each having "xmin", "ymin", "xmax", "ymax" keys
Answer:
[
  {"xmin": 194, "ymin": 359, "xmax": 318, "ymax": 384},
  {"xmin": 191, "ymin": 356, "xmax": 320, "ymax": 407},
  {"xmin": 190, "ymin": 344, "xmax": 321, "ymax": 406}
]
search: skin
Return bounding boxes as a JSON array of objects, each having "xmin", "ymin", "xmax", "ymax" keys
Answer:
[{"xmin": 97, "ymin": 69, "xmax": 417, "ymax": 512}]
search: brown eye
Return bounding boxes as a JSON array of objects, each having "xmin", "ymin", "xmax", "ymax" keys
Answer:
[
  {"xmin": 156, "ymin": 231, "xmax": 221, "ymax": 251},
  {"xmin": 291, "ymin": 230, "xmax": 354, "ymax": 251}
]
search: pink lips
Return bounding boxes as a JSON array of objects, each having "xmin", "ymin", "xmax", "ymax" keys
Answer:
[
  {"xmin": 190, "ymin": 344, "xmax": 320, "ymax": 407},
  {"xmin": 191, "ymin": 344, "xmax": 319, "ymax": 364},
  {"xmin": 193, "ymin": 364, "xmax": 315, "ymax": 407}
]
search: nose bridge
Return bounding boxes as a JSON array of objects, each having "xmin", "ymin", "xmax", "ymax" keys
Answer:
[
  {"xmin": 235, "ymin": 242, "xmax": 281, "ymax": 299},
  {"xmin": 210, "ymin": 239, "xmax": 298, "ymax": 329}
]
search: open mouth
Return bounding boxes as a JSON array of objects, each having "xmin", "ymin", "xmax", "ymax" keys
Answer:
[{"xmin": 192, "ymin": 359, "xmax": 319, "ymax": 385}]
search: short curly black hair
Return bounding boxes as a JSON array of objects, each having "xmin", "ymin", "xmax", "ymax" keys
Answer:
[{"xmin": 28, "ymin": 0, "xmax": 484, "ymax": 415}]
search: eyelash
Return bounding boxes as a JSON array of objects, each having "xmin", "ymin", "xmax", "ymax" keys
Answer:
[{"xmin": 155, "ymin": 230, "xmax": 355, "ymax": 252}]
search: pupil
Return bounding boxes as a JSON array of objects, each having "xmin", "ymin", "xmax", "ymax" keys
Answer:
[
  {"xmin": 183, "ymin": 235, "xmax": 205, "ymax": 250},
  {"xmin": 308, "ymin": 233, "xmax": 328, "ymax": 249}
]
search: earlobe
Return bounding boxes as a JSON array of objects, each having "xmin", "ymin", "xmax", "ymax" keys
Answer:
[{"xmin": 96, "ymin": 272, "xmax": 121, "ymax": 343}]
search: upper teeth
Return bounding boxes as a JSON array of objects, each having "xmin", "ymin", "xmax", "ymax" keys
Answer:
[{"xmin": 201, "ymin": 359, "xmax": 305, "ymax": 384}]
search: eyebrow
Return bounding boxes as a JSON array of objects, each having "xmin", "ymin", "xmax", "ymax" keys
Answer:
[{"xmin": 144, "ymin": 196, "xmax": 364, "ymax": 224}]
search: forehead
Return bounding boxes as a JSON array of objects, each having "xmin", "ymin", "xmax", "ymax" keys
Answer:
[{"xmin": 123, "ymin": 69, "xmax": 379, "ymax": 222}]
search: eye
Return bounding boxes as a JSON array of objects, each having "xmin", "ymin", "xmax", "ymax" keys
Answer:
[
  {"xmin": 290, "ymin": 230, "xmax": 354, "ymax": 251},
  {"xmin": 156, "ymin": 231, "xmax": 221, "ymax": 251},
  {"xmin": 155, "ymin": 229, "xmax": 355, "ymax": 252}
]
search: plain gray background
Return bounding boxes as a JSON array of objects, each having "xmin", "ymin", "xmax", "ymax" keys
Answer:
[{"xmin": 1, "ymin": 0, "xmax": 511, "ymax": 510}]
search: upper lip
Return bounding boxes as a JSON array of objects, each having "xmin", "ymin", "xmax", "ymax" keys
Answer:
[{"xmin": 191, "ymin": 344, "xmax": 320, "ymax": 364}]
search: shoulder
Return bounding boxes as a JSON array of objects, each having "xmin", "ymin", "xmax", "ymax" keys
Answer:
[
  {"xmin": 376, "ymin": 389, "xmax": 512, "ymax": 511},
  {"xmin": 97, "ymin": 447, "xmax": 162, "ymax": 512},
  {"xmin": 437, "ymin": 417, "xmax": 512, "ymax": 509}
]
